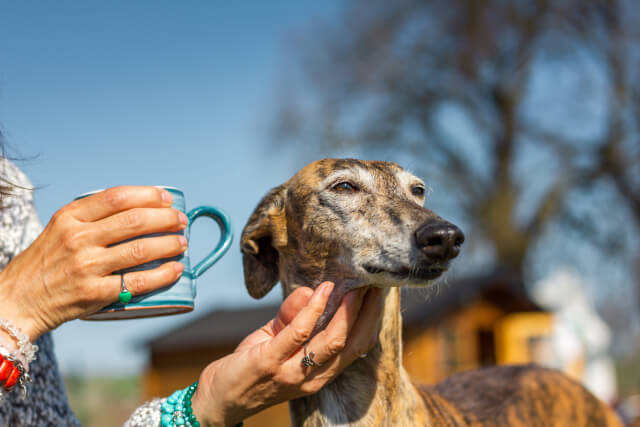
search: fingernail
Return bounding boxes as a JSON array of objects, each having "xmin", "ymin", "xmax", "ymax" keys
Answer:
[
  {"xmin": 323, "ymin": 282, "xmax": 335, "ymax": 297},
  {"xmin": 178, "ymin": 235, "xmax": 187, "ymax": 248},
  {"xmin": 178, "ymin": 212, "xmax": 188, "ymax": 225},
  {"xmin": 161, "ymin": 190, "xmax": 173, "ymax": 205},
  {"xmin": 173, "ymin": 262, "xmax": 184, "ymax": 274},
  {"xmin": 318, "ymin": 282, "xmax": 334, "ymax": 297}
]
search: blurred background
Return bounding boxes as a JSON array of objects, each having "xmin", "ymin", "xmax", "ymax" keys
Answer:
[{"xmin": 1, "ymin": 0, "xmax": 639, "ymax": 425}]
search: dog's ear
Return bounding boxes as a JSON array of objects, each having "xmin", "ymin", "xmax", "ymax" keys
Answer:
[{"xmin": 241, "ymin": 184, "xmax": 288, "ymax": 299}]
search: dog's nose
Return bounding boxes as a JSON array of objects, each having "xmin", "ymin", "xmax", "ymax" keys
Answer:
[{"xmin": 415, "ymin": 221, "xmax": 465, "ymax": 262}]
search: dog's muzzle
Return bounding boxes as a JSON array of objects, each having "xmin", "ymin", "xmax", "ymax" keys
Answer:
[{"xmin": 415, "ymin": 220, "xmax": 465, "ymax": 263}]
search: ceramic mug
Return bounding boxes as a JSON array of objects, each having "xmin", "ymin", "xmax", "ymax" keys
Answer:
[{"xmin": 78, "ymin": 186, "xmax": 233, "ymax": 320}]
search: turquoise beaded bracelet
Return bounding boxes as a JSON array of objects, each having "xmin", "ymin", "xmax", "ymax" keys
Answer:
[
  {"xmin": 161, "ymin": 381, "xmax": 200, "ymax": 427},
  {"xmin": 160, "ymin": 381, "xmax": 243, "ymax": 427}
]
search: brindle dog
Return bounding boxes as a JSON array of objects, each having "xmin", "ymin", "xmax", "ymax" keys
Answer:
[{"xmin": 241, "ymin": 159, "xmax": 622, "ymax": 427}]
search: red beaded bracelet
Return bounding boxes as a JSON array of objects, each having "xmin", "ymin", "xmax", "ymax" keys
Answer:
[
  {"xmin": 0, "ymin": 358, "xmax": 13, "ymax": 381},
  {"xmin": 0, "ymin": 353, "xmax": 19, "ymax": 390}
]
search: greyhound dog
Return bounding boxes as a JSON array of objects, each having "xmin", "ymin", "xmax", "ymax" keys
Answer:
[{"xmin": 241, "ymin": 158, "xmax": 621, "ymax": 426}]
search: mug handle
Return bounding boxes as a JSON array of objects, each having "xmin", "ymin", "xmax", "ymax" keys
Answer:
[{"xmin": 186, "ymin": 206, "xmax": 233, "ymax": 279}]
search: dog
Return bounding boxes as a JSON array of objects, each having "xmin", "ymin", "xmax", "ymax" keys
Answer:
[{"xmin": 241, "ymin": 158, "xmax": 622, "ymax": 426}]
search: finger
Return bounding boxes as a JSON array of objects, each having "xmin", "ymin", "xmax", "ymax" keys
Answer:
[
  {"xmin": 99, "ymin": 234, "xmax": 188, "ymax": 275},
  {"xmin": 268, "ymin": 282, "xmax": 334, "ymax": 362},
  {"xmin": 70, "ymin": 186, "xmax": 173, "ymax": 222},
  {"xmin": 303, "ymin": 287, "xmax": 366, "ymax": 366},
  {"xmin": 272, "ymin": 286, "xmax": 314, "ymax": 334},
  {"xmin": 237, "ymin": 287, "xmax": 315, "ymax": 353},
  {"xmin": 97, "ymin": 261, "xmax": 184, "ymax": 302},
  {"xmin": 89, "ymin": 207, "xmax": 188, "ymax": 246},
  {"xmin": 303, "ymin": 287, "xmax": 384, "ymax": 382}
]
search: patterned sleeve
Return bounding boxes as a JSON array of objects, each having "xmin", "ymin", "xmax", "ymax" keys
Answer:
[
  {"xmin": 123, "ymin": 397, "xmax": 166, "ymax": 427},
  {"xmin": 0, "ymin": 159, "xmax": 81, "ymax": 425},
  {"xmin": 0, "ymin": 158, "xmax": 43, "ymax": 266}
]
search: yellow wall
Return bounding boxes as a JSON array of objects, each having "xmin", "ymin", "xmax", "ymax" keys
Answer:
[
  {"xmin": 494, "ymin": 312, "xmax": 553, "ymax": 364},
  {"xmin": 403, "ymin": 300, "xmax": 504, "ymax": 384}
]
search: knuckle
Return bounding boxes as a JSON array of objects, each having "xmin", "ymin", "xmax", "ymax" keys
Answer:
[
  {"xmin": 291, "ymin": 326, "xmax": 312, "ymax": 346},
  {"xmin": 259, "ymin": 362, "xmax": 277, "ymax": 379},
  {"xmin": 103, "ymin": 188, "xmax": 128, "ymax": 210},
  {"xmin": 311, "ymin": 304, "xmax": 326, "ymax": 319},
  {"xmin": 282, "ymin": 372, "xmax": 304, "ymax": 387},
  {"xmin": 255, "ymin": 349, "xmax": 277, "ymax": 378},
  {"xmin": 125, "ymin": 274, "xmax": 146, "ymax": 294},
  {"xmin": 69, "ymin": 253, "xmax": 91, "ymax": 275},
  {"xmin": 327, "ymin": 336, "xmax": 346, "ymax": 355},
  {"xmin": 121, "ymin": 209, "xmax": 143, "ymax": 229},
  {"xmin": 51, "ymin": 207, "xmax": 71, "ymax": 225},
  {"xmin": 127, "ymin": 240, "xmax": 147, "ymax": 262},
  {"xmin": 61, "ymin": 229, "xmax": 84, "ymax": 251}
]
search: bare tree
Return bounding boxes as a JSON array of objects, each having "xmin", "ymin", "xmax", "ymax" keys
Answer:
[{"xmin": 276, "ymin": 0, "xmax": 640, "ymax": 283}]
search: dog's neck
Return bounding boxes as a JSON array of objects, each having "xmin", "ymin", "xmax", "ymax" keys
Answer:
[{"xmin": 283, "ymin": 280, "xmax": 430, "ymax": 426}]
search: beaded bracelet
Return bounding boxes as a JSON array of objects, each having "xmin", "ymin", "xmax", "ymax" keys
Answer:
[
  {"xmin": 160, "ymin": 381, "xmax": 243, "ymax": 427},
  {"xmin": 0, "ymin": 348, "xmax": 31, "ymax": 402},
  {"xmin": 0, "ymin": 317, "xmax": 38, "ymax": 363},
  {"xmin": 161, "ymin": 381, "xmax": 201, "ymax": 427}
]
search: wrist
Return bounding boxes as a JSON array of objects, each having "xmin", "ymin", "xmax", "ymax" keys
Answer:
[
  {"xmin": 0, "ymin": 270, "xmax": 44, "ymax": 342},
  {"xmin": 191, "ymin": 367, "xmax": 245, "ymax": 427},
  {"xmin": 191, "ymin": 385, "xmax": 224, "ymax": 427}
]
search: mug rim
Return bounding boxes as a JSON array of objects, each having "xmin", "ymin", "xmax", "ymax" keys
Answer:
[{"xmin": 76, "ymin": 185, "xmax": 183, "ymax": 199}]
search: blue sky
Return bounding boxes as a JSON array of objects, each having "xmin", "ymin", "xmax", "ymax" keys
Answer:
[
  {"xmin": 0, "ymin": 1, "xmax": 341, "ymax": 374},
  {"xmin": 2, "ymin": 1, "xmax": 637, "ymax": 377}
]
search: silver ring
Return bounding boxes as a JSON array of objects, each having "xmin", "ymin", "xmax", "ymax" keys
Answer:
[{"xmin": 301, "ymin": 345, "xmax": 320, "ymax": 368}]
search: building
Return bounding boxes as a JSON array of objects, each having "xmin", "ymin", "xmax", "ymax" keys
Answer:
[{"xmin": 141, "ymin": 270, "xmax": 552, "ymax": 426}]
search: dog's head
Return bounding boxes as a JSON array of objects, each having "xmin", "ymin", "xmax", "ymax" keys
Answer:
[{"xmin": 240, "ymin": 158, "xmax": 464, "ymax": 299}]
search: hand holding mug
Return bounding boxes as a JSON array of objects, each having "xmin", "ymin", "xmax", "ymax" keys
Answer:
[
  {"xmin": 80, "ymin": 186, "xmax": 232, "ymax": 320},
  {"xmin": 0, "ymin": 186, "xmax": 189, "ymax": 340}
]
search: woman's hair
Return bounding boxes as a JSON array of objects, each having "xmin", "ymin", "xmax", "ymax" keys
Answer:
[{"xmin": 0, "ymin": 131, "xmax": 15, "ymax": 198}]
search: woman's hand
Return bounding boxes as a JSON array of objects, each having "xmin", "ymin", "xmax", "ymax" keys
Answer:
[
  {"xmin": 191, "ymin": 282, "xmax": 384, "ymax": 427},
  {"xmin": 0, "ymin": 186, "xmax": 188, "ymax": 340}
]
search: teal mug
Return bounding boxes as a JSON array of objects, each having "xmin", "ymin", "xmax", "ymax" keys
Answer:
[{"xmin": 78, "ymin": 186, "xmax": 233, "ymax": 320}]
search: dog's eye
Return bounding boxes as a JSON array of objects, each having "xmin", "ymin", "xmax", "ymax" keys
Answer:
[
  {"xmin": 411, "ymin": 185, "xmax": 425, "ymax": 197},
  {"xmin": 332, "ymin": 182, "xmax": 359, "ymax": 193}
]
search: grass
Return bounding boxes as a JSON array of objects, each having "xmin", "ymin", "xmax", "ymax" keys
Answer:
[
  {"xmin": 616, "ymin": 351, "xmax": 640, "ymax": 398},
  {"xmin": 64, "ymin": 374, "xmax": 145, "ymax": 427}
]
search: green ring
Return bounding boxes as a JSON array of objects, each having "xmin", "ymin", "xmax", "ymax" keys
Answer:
[{"xmin": 119, "ymin": 290, "xmax": 132, "ymax": 304}]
